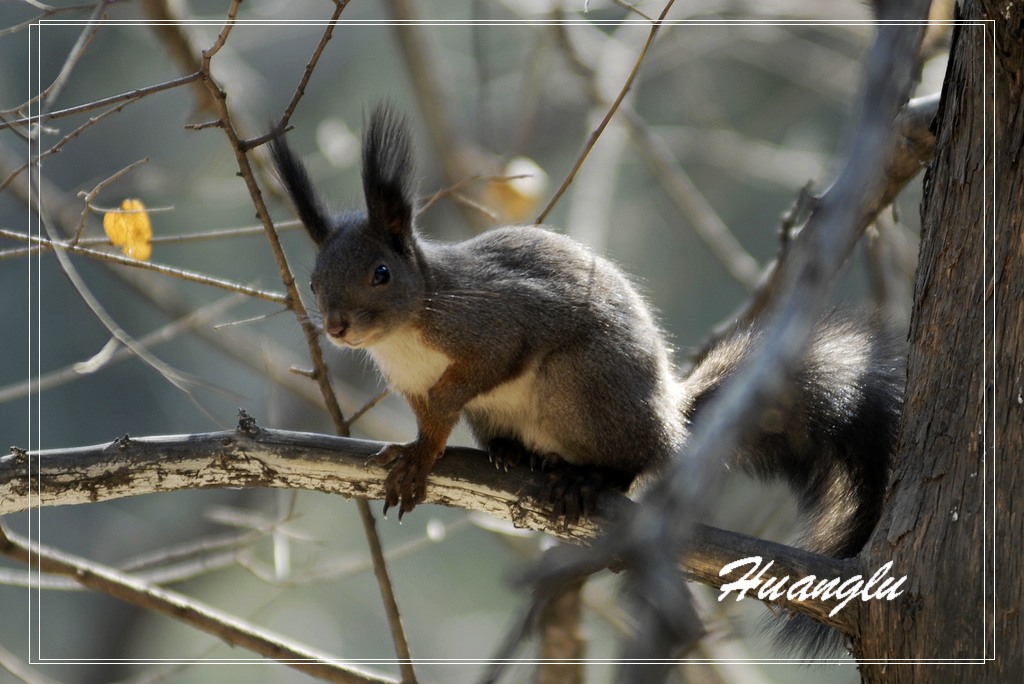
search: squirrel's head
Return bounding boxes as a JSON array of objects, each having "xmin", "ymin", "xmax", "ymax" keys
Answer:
[{"xmin": 270, "ymin": 103, "xmax": 424, "ymax": 349}]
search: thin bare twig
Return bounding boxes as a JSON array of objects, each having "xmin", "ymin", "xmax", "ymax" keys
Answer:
[
  {"xmin": 1, "ymin": 219, "xmax": 303, "ymax": 259},
  {"xmin": 25, "ymin": 107, "xmax": 227, "ymax": 415},
  {"xmin": 624, "ymin": 109, "xmax": 762, "ymax": 289},
  {"xmin": 0, "ymin": 147, "xmax": 384, "ymax": 436},
  {"xmin": 147, "ymin": 219, "xmax": 302, "ymax": 243},
  {"xmin": 199, "ymin": 0, "xmax": 239, "ymax": 63},
  {"xmin": 73, "ymin": 157, "xmax": 149, "ymax": 243},
  {"xmin": 20, "ymin": 0, "xmax": 58, "ymax": 10},
  {"xmin": 1, "ymin": 73, "xmax": 202, "ymax": 131},
  {"xmin": 356, "ymin": 500, "xmax": 417, "ymax": 683},
  {"xmin": 548, "ymin": 11, "xmax": 761, "ymax": 290},
  {"xmin": 0, "ymin": 527, "xmax": 260, "ymax": 590},
  {"xmin": 0, "ymin": 228, "xmax": 289, "ymax": 304},
  {"xmin": 696, "ymin": 91, "xmax": 941, "ymax": 356},
  {"xmin": 241, "ymin": 516, "xmax": 473, "ymax": 586},
  {"xmin": 0, "ymin": 641, "xmax": 60, "ymax": 684},
  {"xmin": 39, "ymin": 237, "xmax": 223, "ymax": 415},
  {"xmin": 416, "ymin": 173, "xmax": 532, "ymax": 217},
  {"xmin": 274, "ymin": 0, "xmax": 351, "ymax": 136},
  {"xmin": 344, "ymin": 389, "xmax": 391, "ymax": 430},
  {"xmin": 535, "ymin": 0, "xmax": 677, "ymax": 224},
  {"xmin": 655, "ymin": 124, "xmax": 829, "ymax": 190}
]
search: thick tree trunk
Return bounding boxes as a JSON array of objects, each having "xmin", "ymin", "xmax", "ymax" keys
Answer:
[{"xmin": 858, "ymin": 2, "xmax": 1022, "ymax": 680}]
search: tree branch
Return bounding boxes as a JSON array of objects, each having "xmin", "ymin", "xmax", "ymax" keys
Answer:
[
  {"xmin": 0, "ymin": 294, "xmax": 242, "ymax": 404},
  {"xmin": 2, "ymin": 420, "xmax": 855, "ymax": 630}
]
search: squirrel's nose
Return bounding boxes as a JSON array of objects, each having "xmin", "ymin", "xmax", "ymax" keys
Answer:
[{"xmin": 325, "ymin": 312, "xmax": 349, "ymax": 339}]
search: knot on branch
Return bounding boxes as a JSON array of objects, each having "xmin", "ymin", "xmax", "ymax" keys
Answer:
[
  {"xmin": 236, "ymin": 409, "xmax": 262, "ymax": 437},
  {"xmin": 6, "ymin": 446, "xmax": 27, "ymax": 464}
]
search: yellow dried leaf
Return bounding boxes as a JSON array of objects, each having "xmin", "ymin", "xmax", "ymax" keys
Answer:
[{"xmin": 103, "ymin": 199, "xmax": 152, "ymax": 261}]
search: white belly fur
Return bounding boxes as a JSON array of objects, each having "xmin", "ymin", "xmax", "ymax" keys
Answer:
[
  {"xmin": 465, "ymin": 362, "xmax": 567, "ymax": 456},
  {"xmin": 367, "ymin": 328, "xmax": 451, "ymax": 397},
  {"xmin": 367, "ymin": 331, "xmax": 567, "ymax": 456}
]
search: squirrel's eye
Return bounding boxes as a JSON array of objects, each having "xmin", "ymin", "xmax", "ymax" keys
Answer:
[
  {"xmin": 372, "ymin": 264, "xmax": 390, "ymax": 286},
  {"xmin": 309, "ymin": 279, "xmax": 317, "ymax": 294}
]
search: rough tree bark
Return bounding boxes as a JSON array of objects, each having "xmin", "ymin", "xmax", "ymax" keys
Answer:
[{"xmin": 858, "ymin": 2, "xmax": 1021, "ymax": 680}]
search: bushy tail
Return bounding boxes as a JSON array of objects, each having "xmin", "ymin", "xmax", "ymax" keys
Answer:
[{"xmin": 681, "ymin": 310, "xmax": 906, "ymax": 656}]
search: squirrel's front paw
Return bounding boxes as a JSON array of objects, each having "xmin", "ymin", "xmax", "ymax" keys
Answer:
[{"xmin": 369, "ymin": 442, "xmax": 440, "ymax": 520}]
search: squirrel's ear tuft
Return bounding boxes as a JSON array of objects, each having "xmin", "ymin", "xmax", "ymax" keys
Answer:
[
  {"xmin": 268, "ymin": 130, "xmax": 333, "ymax": 247},
  {"xmin": 362, "ymin": 102, "xmax": 417, "ymax": 244}
]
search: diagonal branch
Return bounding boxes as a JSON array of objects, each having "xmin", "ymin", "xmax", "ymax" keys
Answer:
[
  {"xmin": 0, "ymin": 523, "xmax": 396, "ymax": 684},
  {"xmin": 275, "ymin": 0, "xmax": 352, "ymax": 135},
  {"xmin": 2, "ymin": 102, "xmax": 145, "ymax": 192},
  {"xmin": 616, "ymin": 6, "xmax": 932, "ymax": 664},
  {"xmin": 550, "ymin": 17, "xmax": 761, "ymax": 289}
]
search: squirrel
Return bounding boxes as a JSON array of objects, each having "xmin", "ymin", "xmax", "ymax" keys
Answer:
[{"xmin": 269, "ymin": 103, "xmax": 905, "ymax": 653}]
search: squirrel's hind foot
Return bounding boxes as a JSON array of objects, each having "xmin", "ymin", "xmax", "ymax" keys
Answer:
[
  {"xmin": 487, "ymin": 438, "xmax": 558, "ymax": 472},
  {"xmin": 486, "ymin": 439, "xmax": 632, "ymax": 524},
  {"xmin": 545, "ymin": 461, "xmax": 634, "ymax": 526}
]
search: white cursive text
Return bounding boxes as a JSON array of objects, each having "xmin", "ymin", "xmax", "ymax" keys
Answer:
[{"xmin": 717, "ymin": 556, "xmax": 907, "ymax": 616}]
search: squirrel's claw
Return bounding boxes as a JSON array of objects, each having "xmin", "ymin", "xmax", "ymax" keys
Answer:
[
  {"xmin": 487, "ymin": 438, "xmax": 532, "ymax": 472},
  {"xmin": 367, "ymin": 443, "xmax": 403, "ymax": 467},
  {"xmin": 373, "ymin": 440, "xmax": 438, "ymax": 520}
]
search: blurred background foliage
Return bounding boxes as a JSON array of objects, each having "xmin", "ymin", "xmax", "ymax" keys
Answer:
[{"xmin": 0, "ymin": 0, "xmax": 946, "ymax": 682}]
